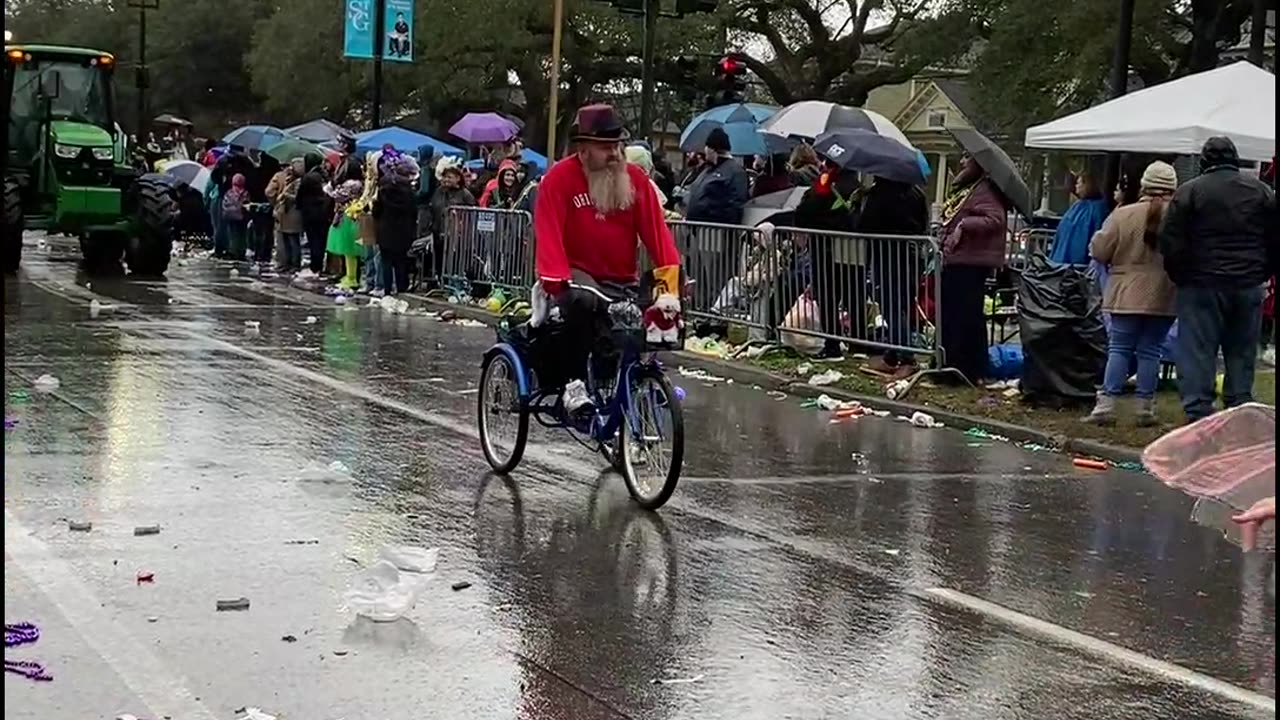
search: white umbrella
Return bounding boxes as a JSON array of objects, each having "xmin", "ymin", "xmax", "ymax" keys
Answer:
[
  {"xmin": 762, "ymin": 100, "xmax": 910, "ymax": 148},
  {"xmin": 162, "ymin": 160, "xmax": 211, "ymax": 193}
]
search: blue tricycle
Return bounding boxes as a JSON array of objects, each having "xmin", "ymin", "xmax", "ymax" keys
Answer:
[{"xmin": 476, "ymin": 296, "xmax": 685, "ymax": 510}]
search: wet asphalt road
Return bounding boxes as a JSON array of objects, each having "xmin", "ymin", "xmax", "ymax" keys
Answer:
[{"xmin": 4, "ymin": 235, "xmax": 1275, "ymax": 720}]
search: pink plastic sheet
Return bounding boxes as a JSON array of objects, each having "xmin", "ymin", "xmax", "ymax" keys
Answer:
[{"xmin": 1142, "ymin": 403, "xmax": 1275, "ymax": 549}]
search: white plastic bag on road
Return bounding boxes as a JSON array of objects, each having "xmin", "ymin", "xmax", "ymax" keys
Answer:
[
  {"xmin": 33, "ymin": 374, "xmax": 60, "ymax": 392},
  {"xmin": 344, "ymin": 560, "xmax": 424, "ymax": 622},
  {"xmin": 378, "ymin": 545, "xmax": 440, "ymax": 574}
]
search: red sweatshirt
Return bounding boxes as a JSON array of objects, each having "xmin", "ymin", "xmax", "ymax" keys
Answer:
[{"xmin": 533, "ymin": 155, "xmax": 679, "ymax": 284}]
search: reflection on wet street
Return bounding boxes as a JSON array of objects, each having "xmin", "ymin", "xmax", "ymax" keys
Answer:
[{"xmin": 4, "ymin": 236, "xmax": 1275, "ymax": 720}]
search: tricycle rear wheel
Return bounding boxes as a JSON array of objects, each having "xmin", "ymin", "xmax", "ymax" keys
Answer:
[{"xmin": 478, "ymin": 352, "xmax": 530, "ymax": 474}]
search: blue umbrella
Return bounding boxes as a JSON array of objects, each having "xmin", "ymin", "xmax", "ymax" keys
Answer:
[
  {"xmin": 813, "ymin": 128, "xmax": 927, "ymax": 185},
  {"xmin": 679, "ymin": 103, "xmax": 778, "ymax": 156},
  {"xmin": 221, "ymin": 125, "xmax": 287, "ymax": 151}
]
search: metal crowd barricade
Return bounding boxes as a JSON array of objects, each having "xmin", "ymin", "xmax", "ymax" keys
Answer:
[
  {"xmin": 441, "ymin": 206, "xmax": 535, "ymax": 300},
  {"xmin": 766, "ymin": 226, "xmax": 943, "ymax": 367},
  {"xmin": 1008, "ymin": 228, "xmax": 1055, "ymax": 268},
  {"xmin": 666, "ymin": 220, "xmax": 776, "ymax": 339}
]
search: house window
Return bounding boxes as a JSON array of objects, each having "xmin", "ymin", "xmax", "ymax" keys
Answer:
[{"xmin": 926, "ymin": 110, "xmax": 947, "ymax": 129}]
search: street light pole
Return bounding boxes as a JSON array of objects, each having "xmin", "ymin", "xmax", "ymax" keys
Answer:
[
  {"xmin": 546, "ymin": 0, "xmax": 565, "ymax": 158},
  {"xmin": 638, "ymin": 0, "xmax": 658, "ymax": 142},
  {"xmin": 1103, "ymin": 0, "xmax": 1135, "ymax": 205},
  {"xmin": 1248, "ymin": 0, "xmax": 1268, "ymax": 67},
  {"xmin": 127, "ymin": 0, "xmax": 160, "ymax": 137},
  {"xmin": 371, "ymin": 0, "xmax": 385, "ymax": 128}
]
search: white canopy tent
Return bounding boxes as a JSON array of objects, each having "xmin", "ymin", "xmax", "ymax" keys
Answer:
[{"xmin": 1025, "ymin": 62, "xmax": 1276, "ymax": 162}]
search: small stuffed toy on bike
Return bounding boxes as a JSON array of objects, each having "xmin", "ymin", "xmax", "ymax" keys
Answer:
[{"xmin": 644, "ymin": 294, "xmax": 683, "ymax": 347}]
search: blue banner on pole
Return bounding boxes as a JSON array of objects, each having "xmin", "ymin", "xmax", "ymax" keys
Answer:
[
  {"xmin": 342, "ymin": 0, "xmax": 373, "ymax": 59},
  {"xmin": 343, "ymin": 0, "xmax": 413, "ymax": 63},
  {"xmin": 383, "ymin": 0, "xmax": 414, "ymax": 63}
]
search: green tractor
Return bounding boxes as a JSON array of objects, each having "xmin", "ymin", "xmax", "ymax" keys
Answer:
[{"xmin": 4, "ymin": 44, "xmax": 177, "ymax": 276}]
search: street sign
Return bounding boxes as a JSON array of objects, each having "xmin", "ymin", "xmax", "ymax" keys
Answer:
[{"xmin": 344, "ymin": 0, "xmax": 414, "ymax": 63}]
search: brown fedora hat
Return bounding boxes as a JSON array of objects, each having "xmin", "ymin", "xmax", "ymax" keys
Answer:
[{"xmin": 569, "ymin": 104, "xmax": 630, "ymax": 143}]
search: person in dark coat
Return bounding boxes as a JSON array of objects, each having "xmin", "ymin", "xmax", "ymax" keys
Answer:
[
  {"xmin": 296, "ymin": 154, "xmax": 332, "ymax": 275},
  {"xmin": 856, "ymin": 177, "xmax": 930, "ymax": 375},
  {"xmin": 938, "ymin": 154, "xmax": 1010, "ymax": 383},
  {"xmin": 372, "ymin": 156, "xmax": 420, "ymax": 295},
  {"xmin": 332, "ymin": 133, "xmax": 364, "ymax": 185},
  {"xmin": 684, "ymin": 128, "xmax": 749, "ymax": 224},
  {"xmin": 422, "ymin": 157, "xmax": 477, "ymax": 285},
  {"xmin": 751, "ymin": 153, "xmax": 794, "ymax": 198},
  {"xmin": 1159, "ymin": 136, "xmax": 1278, "ymax": 421},
  {"xmin": 793, "ymin": 159, "xmax": 866, "ymax": 359},
  {"xmin": 209, "ymin": 148, "xmax": 258, "ymax": 258},
  {"xmin": 652, "ymin": 153, "xmax": 676, "ymax": 205}
]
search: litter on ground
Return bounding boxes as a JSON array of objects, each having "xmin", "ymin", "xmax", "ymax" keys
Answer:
[
  {"xmin": 344, "ymin": 560, "xmax": 424, "ymax": 622},
  {"xmin": 808, "ymin": 370, "xmax": 844, "ymax": 386},
  {"xmin": 33, "ymin": 374, "xmax": 60, "ymax": 392},
  {"xmin": 1072, "ymin": 457, "xmax": 1108, "ymax": 471},
  {"xmin": 907, "ymin": 411, "xmax": 942, "ymax": 429},
  {"xmin": 216, "ymin": 597, "xmax": 251, "ymax": 612}
]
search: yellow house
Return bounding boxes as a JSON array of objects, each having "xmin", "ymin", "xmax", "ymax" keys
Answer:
[{"xmin": 866, "ymin": 75, "xmax": 995, "ymax": 204}]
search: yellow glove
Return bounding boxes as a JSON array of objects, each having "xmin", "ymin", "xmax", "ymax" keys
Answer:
[{"xmin": 651, "ymin": 265, "xmax": 681, "ymax": 300}]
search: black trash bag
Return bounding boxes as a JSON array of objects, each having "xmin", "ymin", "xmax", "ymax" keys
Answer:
[{"xmin": 1017, "ymin": 256, "xmax": 1107, "ymax": 406}]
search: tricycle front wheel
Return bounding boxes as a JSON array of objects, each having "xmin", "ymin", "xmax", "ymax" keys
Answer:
[{"xmin": 619, "ymin": 370, "xmax": 684, "ymax": 510}]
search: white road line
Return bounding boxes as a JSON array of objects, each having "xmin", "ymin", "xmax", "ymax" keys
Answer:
[
  {"xmin": 924, "ymin": 587, "xmax": 1276, "ymax": 716},
  {"xmin": 4, "ymin": 510, "xmax": 219, "ymax": 720}
]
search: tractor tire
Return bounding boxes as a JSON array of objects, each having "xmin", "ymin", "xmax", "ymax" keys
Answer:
[
  {"xmin": 4, "ymin": 175, "xmax": 22, "ymax": 275},
  {"xmin": 80, "ymin": 232, "xmax": 125, "ymax": 274},
  {"xmin": 123, "ymin": 175, "xmax": 177, "ymax": 277}
]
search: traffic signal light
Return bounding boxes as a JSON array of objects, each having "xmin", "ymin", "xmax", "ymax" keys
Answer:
[{"xmin": 710, "ymin": 54, "xmax": 747, "ymax": 107}]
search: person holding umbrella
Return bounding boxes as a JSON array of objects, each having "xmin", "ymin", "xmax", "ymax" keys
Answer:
[
  {"xmin": 936, "ymin": 153, "xmax": 1010, "ymax": 383},
  {"xmin": 936, "ymin": 129, "xmax": 1032, "ymax": 384},
  {"xmin": 794, "ymin": 128, "xmax": 928, "ymax": 361}
]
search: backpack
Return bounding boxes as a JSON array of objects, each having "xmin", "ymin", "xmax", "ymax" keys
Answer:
[{"xmin": 221, "ymin": 189, "xmax": 245, "ymax": 221}]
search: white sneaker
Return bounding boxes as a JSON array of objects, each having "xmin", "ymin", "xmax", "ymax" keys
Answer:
[
  {"xmin": 562, "ymin": 380, "xmax": 593, "ymax": 415},
  {"xmin": 627, "ymin": 440, "xmax": 649, "ymax": 466},
  {"xmin": 370, "ymin": 289, "xmax": 386, "ymax": 298},
  {"xmin": 1262, "ymin": 347, "xmax": 1276, "ymax": 367}
]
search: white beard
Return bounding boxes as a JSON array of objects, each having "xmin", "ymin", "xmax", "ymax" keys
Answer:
[{"xmin": 585, "ymin": 165, "xmax": 635, "ymax": 214}]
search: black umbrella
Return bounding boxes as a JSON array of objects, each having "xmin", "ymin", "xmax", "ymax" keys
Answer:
[
  {"xmin": 813, "ymin": 129, "xmax": 927, "ymax": 185},
  {"xmin": 948, "ymin": 127, "xmax": 1034, "ymax": 220}
]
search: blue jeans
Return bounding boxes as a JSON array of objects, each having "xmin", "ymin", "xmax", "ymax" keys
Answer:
[
  {"xmin": 1102, "ymin": 314, "xmax": 1174, "ymax": 399},
  {"xmin": 1175, "ymin": 285, "xmax": 1264, "ymax": 421},
  {"xmin": 363, "ymin": 245, "xmax": 382, "ymax": 291},
  {"xmin": 281, "ymin": 232, "xmax": 302, "ymax": 271}
]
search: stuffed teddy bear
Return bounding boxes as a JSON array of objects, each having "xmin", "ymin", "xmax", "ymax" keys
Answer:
[{"xmin": 644, "ymin": 294, "xmax": 683, "ymax": 346}]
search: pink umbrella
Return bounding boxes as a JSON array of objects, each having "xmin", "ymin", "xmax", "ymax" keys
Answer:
[{"xmin": 448, "ymin": 112, "xmax": 519, "ymax": 144}]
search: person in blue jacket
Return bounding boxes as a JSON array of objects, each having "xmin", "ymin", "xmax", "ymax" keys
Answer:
[{"xmin": 1049, "ymin": 172, "xmax": 1110, "ymax": 266}]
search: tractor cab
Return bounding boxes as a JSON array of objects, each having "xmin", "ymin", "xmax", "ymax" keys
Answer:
[
  {"xmin": 4, "ymin": 44, "xmax": 174, "ymax": 276},
  {"xmin": 5, "ymin": 45, "xmax": 125, "ymax": 227}
]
